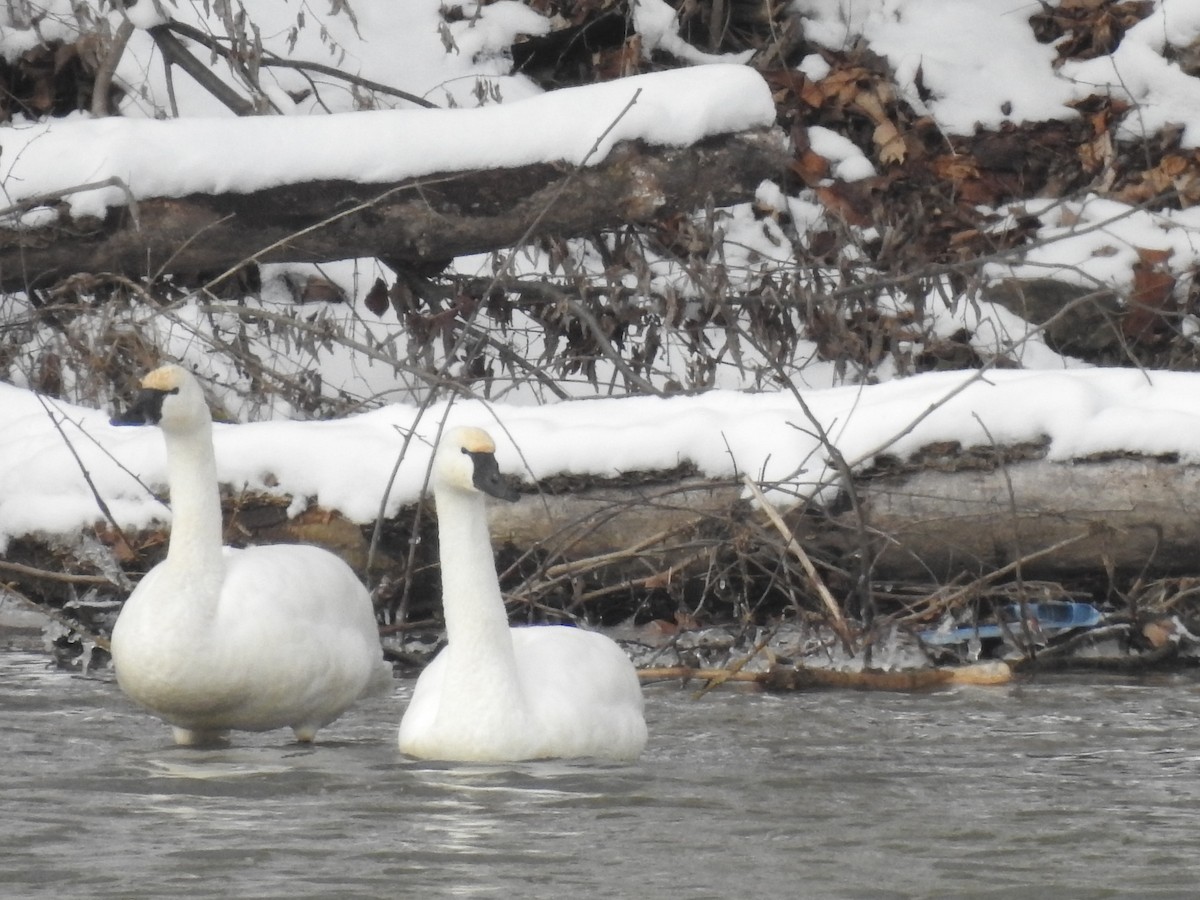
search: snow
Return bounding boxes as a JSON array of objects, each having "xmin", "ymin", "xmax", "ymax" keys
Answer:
[
  {"xmin": 0, "ymin": 65, "xmax": 774, "ymax": 219},
  {"xmin": 3, "ymin": 367, "xmax": 1200, "ymax": 551},
  {"xmin": 3, "ymin": 0, "xmax": 1200, "ymax": 550},
  {"xmin": 806, "ymin": 126, "xmax": 876, "ymax": 181},
  {"xmin": 1062, "ymin": 0, "xmax": 1200, "ymax": 146},
  {"xmin": 633, "ymin": 0, "xmax": 755, "ymax": 66},
  {"xmin": 989, "ymin": 197, "xmax": 1200, "ymax": 291},
  {"xmin": 795, "ymin": 0, "xmax": 1200, "ymax": 142},
  {"xmin": 794, "ymin": 0, "xmax": 1074, "ymax": 129}
]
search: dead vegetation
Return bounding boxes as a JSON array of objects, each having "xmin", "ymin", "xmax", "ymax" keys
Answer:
[{"xmin": 5, "ymin": 1, "xmax": 1200, "ymax": 677}]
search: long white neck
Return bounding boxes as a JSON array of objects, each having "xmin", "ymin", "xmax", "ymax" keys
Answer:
[
  {"xmin": 161, "ymin": 419, "xmax": 226, "ymax": 585},
  {"xmin": 433, "ymin": 484, "xmax": 521, "ymax": 699}
]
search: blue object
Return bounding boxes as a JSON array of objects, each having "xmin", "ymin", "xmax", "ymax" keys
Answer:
[{"xmin": 920, "ymin": 601, "xmax": 1103, "ymax": 646}]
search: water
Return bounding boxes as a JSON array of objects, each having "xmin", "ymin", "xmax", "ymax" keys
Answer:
[{"xmin": 3, "ymin": 650, "xmax": 1200, "ymax": 899}]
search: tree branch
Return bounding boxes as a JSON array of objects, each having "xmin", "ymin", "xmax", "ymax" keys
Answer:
[
  {"xmin": 164, "ymin": 20, "xmax": 438, "ymax": 109},
  {"xmin": 148, "ymin": 25, "xmax": 257, "ymax": 116}
]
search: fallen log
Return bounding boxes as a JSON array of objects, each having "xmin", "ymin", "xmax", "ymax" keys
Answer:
[
  {"xmin": 1012, "ymin": 640, "xmax": 1184, "ymax": 674},
  {"xmin": 814, "ymin": 453, "xmax": 1200, "ymax": 580},
  {"xmin": 11, "ymin": 449, "xmax": 1200, "ymax": 650},
  {"xmin": 490, "ymin": 452, "xmax": 1200, "ymax": 584},
  {"xmin": 0, "ymin": 129, "xmax": 786, "ymax": 291},
  {"xmin": 639, "ymin": 661, "xmax": 1013, "ymax": 690}
]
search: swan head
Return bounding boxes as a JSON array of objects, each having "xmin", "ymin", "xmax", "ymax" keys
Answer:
[
  {"xmin": 111, "ymin": 364, "xmax": 210, "ymax": 434},
  {"xmin": 434, "ymin": 426, "xmax": 519, "ymax": 502}
]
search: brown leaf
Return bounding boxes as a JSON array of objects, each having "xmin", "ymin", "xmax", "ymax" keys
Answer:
[
  {"xmin": 797, "ymin": 74, "xmax": 826, "ymax": 109},
  {"xmin": 811, "ymin": 67, "xmax": 870, "ymax": 107},
  {"xmin": 1136, "ymin": 246, "xmax": 1173, "ymax": 267},
  {"xmin": 1077, "ymin": 129, "xmax": 1113, "ymax": 174},
  {"xmin": 873, "ymin": 120, "xmax": 906, "ymax": 166},
  {"xmin": 1113, "ymin": 153, "xmax": 1200, "ymax": 206},
  {"xmin": 1124, "ymin": 246, "xmax": 1176, "ymax": 341},
  {"xmin": 299, "ymin": 275, "xmax": 345, "ymax": 304},
  {"xmin": 851, "ymin": 87, "xmax": 889, "ymax": 125},
  {"xmin": 789, "ymin": 149, "xmax": 830, "ymax": 185},
  {"xmin": 930, "ymin": 154, "xmax": 980, "ymax": 184},
  {"xmin": 813, "ymin": 183, "xmax": 873, "ymax": 227},
  {"xmin": 363, "ymin": 277, "xmax": 389, "ymax": 317}
]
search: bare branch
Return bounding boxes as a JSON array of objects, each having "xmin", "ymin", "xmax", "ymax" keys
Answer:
[{"xmin": 148, "ymin": 24, "xmax": 257, "ymax": 116}]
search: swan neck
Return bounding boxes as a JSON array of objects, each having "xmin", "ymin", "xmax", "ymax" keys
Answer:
[
  {"xmin": 434, "ymin": 486, "xmax": 518, "ymax": 673},
  {"xmin": 161, "ymin": 420, "xmax": 225, "ymax": 576}
]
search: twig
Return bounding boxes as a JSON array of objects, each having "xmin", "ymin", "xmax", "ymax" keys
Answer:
[
  {"xmin": 693, "ymin": 629, "xmax": 775, "ymax": 698},
  {"xmin": 543, "ymin": 524, "xmax": 684, "ymax": 579},
  {"xmin": 639, "ymin": 665, "xmax": 764, "ymax": 683},
  {"xmin": 0, "ymin": 560, "xmax": 115, "ymax": 586},
  {"xmin": 365, "ymin": 414, "xmax": 436, "ymax": 595},
  {"xmin": 151, "ymin": 214, "xmax": 238, "ymax": 282},
  {"xmin": 33, "ymin": 394, "xmax": 134, "ymax": 557},
  {"xmin": 742, "ymin": 474, "xmax": 854, "ymax": 653},
  {"xmin": 164, "ymin": 20, "xmax": 438, "ymax": 109},
  {"xmin": 0, "ymin": 176, "xmax": 141, "ymax": 230},
  {"xmin": 904, "ymin": 529, "xmax": 1100, "ymax": 626},
  {"xmin": 639, "ymin": 660, "xmax": 1013, "ymax": 689},
  {"xmin": 573, "ymin": 546, "xmax": 714, "ymax": 604},
  {"xmin": 147, "ymin": 24, "xmax": 257, "ymax": 115}
]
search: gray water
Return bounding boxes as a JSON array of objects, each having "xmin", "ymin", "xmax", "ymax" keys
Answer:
[{"xmin": 3, "ymin": 651, "xmax": 1200, "ymax": 899}]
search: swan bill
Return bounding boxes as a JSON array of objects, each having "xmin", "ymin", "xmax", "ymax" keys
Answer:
[
  {"xmin": 111, "ymin": 387, "xmax": 172, "ymax": 427},
  {"xmin": 468, "ymin": 450, "xmax": 520, "ymax": 502},
  {"xmin": 111, "ymin": 364, "xmax": 187, "ymax": 427}
]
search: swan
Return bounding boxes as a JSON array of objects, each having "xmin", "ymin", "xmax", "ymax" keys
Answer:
[
  {"xmin": 398, "ymin": 426, "xmax": 647, "ymax": 762},
  {"xmin": 109, "ymin": 364, "xmax": 390, "ymax": 745}
]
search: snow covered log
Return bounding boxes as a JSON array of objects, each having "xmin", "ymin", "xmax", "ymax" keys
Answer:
[
  {"xmin": 0, "ymin": 129, "xmax": 786, "ymax": 291},
  {"xmin": 819, "ymin": 454, "xmax": 1200, "ymax": 581},
  {"xmin": 4, "ymin": 447, "xmax": 1198, "ymax": 637},
  {"xmin": 486, "ymin": 453, "xmax": 1200, "ymax": 585}
]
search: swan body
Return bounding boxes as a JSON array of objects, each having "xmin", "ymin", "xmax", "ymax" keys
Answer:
[
  {"xmin": 398, "ymin": 426, "xmax": 647, "ymax": 762},
  {"xmin": 109, "ymin": 365, "xmax": 389, "ymax": 745}
]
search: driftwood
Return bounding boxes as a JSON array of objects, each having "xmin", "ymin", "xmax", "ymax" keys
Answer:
[
  {"xmin": 0, "ymin": 129, "xmax": 787, "ymax": 291},
  {"xmin": 1013, "ymin": 639, "xmax": 1185, "ymax": 674},
  {"xmin": 639, "ymin": 661, "xmax": 1014, "ymax": 690}
]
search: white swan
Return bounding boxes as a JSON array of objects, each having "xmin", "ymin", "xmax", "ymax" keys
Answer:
[
  {"xmin": 109, "ymin": 365, "xmax": 390, "ymax": 745},
  {"xmin": 398, "ymin": 426, "xmax": 647, "ymax": 762}
]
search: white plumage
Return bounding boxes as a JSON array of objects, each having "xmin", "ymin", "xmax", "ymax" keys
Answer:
[
  {"xmin": 109, "ymin": 365, "xmax": 389, "ymax": 745},
  {"xmin": 398, "ymin": 426, "xmax": 647, "ymax": 762}
]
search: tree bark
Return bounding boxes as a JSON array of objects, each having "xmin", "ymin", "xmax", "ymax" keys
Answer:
[
  {"xmin": 824, "ymin": 455, "xmax": 1200, "ymax": 580},
  {"xmin": 487, "ymin": 454, "xmax": 1200, "ymax": 583},
  {"xmin": 0, "ymin": 129, "xmax": 787, "ymax": 291}
]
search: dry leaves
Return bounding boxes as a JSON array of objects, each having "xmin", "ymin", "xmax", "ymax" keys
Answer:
[
  {"xmin": 797, "ymin": 63, "xmax": 910, "ymax": 166},
  {"xmin": 0, "ymin": 37, "xmax": 113, "ymax": 122},
  {"xmin": 1124, "ymin": 246, "xmax": 1176, "ymax": 343},
  {"xmin": 1030, "ymin": 0, "xmax": 1155, "ymax": 64}
]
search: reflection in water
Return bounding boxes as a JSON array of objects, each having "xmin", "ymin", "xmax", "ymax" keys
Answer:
[{"xmin": 4, "ymin": 650, "xmax": 1200, "ymax": 898}]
